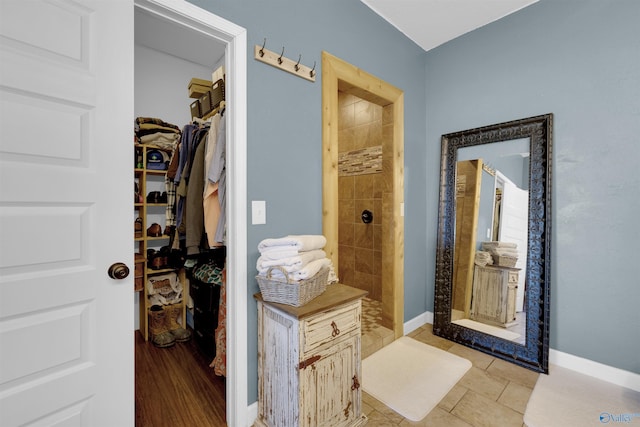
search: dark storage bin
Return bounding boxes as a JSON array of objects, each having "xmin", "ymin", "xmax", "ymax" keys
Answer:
[
  {"xmin": 189, "ymin": 278, "xmax": 221, "ymax": 358},
  {"xmin": 190, "ymin": 99, "xmax": 201, "ymax": 118},
  {"xmin": 194, "ymin": 329, "xmax": 216, "ymax": 360},
  {"xmin": 199, "ymin": 91, "xmax": 212, "ymax": 116}
]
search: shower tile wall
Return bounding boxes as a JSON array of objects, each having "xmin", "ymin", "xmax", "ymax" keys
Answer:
[{"xmin": 337, "ymin": 92, "xmax": 386, "ymax": 301}]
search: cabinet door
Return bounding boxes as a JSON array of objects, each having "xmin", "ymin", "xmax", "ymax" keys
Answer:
[
  {"xmin": 300, "ymin": 333, "xmax": 361, "ymax": 427},
  {"xmin": 258, "ymin": 305, "xmax": 300, "ymax": 427}
]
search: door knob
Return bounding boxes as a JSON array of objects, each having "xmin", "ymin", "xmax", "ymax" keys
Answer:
[{"xmin": 108, "ymin": 262, "xmax": 130, "ymax": 280}]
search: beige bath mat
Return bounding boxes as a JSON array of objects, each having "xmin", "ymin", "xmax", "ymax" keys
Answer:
[
  {"xmin": 524, "ymin": 365, "xmax": 640, "ymax": 427},
  {"xmin": 362, "ymin": 336, "xmax": 472, "ymax": 421}
]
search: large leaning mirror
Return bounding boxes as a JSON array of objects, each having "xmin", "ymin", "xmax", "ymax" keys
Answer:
[{"xmin": 433, "ymin": 114, "xmax": 552, "ymax": 373}]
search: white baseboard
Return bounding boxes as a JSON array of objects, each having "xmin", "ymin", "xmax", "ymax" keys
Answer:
[
  {"xmin": 417, "ymin": 311, "xmax": 640, "ymax": 392},
  {"xmin": 247, "ymin": 401, "xmax": 258, "ymax": 426},
  {"xmin": 404, "ymin": 310, "xmax": 433, "ymax": 334},
  {"xmin": 549, "ymin": 349, "xmax": 640, "ymax": 392}
]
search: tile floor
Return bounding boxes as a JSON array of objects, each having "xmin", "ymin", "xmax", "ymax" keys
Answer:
[{"xmin": 360, "ymin": 297, "xmax": 538, "ymax": 427}]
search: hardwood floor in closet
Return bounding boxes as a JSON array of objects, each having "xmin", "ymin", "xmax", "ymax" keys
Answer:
[{"xmin": 135, "ymin": 332, "xmax": 226, "ymax": 426}]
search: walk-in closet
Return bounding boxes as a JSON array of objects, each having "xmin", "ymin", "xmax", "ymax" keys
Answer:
[{"xmin": 134, "ymin": 6, "xmax": 228, "ymax": 425}]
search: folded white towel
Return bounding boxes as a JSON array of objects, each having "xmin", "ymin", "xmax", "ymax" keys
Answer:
[
  {"xmin": 257, "ymin": 247, "xmax": 300, "ymax": 261},
  {"xmin": 260, "ymin": 258, "xmax": 331, "ymax": 282},
  {"xmin": 257, "ymin": 250, "xmax": 326, "ymax": 273},
  {"xmin": 289, "ymin": 258, "xmax": 330, "ymax": 280},
  {"xmin": 258, "ymin": 235, "xmax": 327, "ymax": 253}
]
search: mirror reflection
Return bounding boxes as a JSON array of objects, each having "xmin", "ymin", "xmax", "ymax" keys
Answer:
[
  {"xmin": 451, "ymin": 139, "xmax": 530, "ymax": 345},
  {"xmin": 433, "ymin": 113, "xmax": 552, "ymax": 373}
]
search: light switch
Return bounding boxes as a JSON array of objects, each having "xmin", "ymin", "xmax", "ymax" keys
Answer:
[{"xmin": 252, "ymin": 200, "xmax": 266, "ymax": 225}]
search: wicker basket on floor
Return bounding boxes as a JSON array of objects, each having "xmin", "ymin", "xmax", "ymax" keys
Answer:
[{"xmin": 256, "ymin": 266, "xmax": 329, "ymax": 307}]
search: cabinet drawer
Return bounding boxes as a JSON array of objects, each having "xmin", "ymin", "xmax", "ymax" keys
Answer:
[
  {"xmin": 302, "ymin": 301, "xmax": 360, "ymax": 353},
  {"xmin": 508, "ymin": 271, "xmax": 519, "ymax": 284}
]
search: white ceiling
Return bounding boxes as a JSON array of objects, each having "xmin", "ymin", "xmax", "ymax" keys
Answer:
[
  {"xmin": 135, "ymin": 1, "xmax": 538, "ymax": 68},
  {"xmin": 135, "ymin": 6, "xmax": 225, "ymax": 69},
  {"xmin": 361, "ymin": 0, "xmax": 538, "ymax": 52}
]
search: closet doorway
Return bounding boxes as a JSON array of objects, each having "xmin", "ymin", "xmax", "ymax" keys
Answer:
[
  {"xmin": 321, "ymin": 52, "xmax": 405, "ymax": 339},
  {"xmin": 134, "ymin": 1, "xmax": 247, "ymax": 426}
]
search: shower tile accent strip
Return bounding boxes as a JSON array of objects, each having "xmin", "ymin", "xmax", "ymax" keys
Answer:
[{"xmin": 338, "ymin": 146, "xmax": 382, "ymax": 176}]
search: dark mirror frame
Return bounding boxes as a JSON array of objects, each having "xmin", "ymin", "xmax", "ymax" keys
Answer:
[{"xmin": 433, "ymin": 114, "xmax": 553, "ymax": 373}]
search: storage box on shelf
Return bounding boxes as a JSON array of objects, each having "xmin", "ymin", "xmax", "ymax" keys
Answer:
[
  {"xmin": 187, "ymin": 74, "xmax": 225, "ymax": 121},
  {"xmin": 134, "ymin": 253, "xmax": 145, "ymax": 292},
  {"xmin": 135, "ymin": 144, "xmax": 186, "ymax": 341},
  {"xmin": 188, "ymin": 77, "xmax": 212, "ymax": 99}
]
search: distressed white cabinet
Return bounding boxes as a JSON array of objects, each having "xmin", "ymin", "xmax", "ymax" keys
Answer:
[
  {"xmin": 470, "ymin": 264, "xmax": 519, "ymax": 328},
  {"xmin": 254, "ymin": 284, "xmax": 368, "ymax": 427}
]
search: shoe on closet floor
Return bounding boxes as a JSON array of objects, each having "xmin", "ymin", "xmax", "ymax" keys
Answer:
[
  {"xmin": 148, "ymin": 305, "xmax": 175, "ymax": 348},
  {"xmin": 166, "ymin": 304, "xmax": 191, "ymax": 343}
]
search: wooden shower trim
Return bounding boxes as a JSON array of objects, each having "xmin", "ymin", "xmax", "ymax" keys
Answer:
[{"xmin": 321, "ymin": 51, "xmax": 405, "ymax": 339}]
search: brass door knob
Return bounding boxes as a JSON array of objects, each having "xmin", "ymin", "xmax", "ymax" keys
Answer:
[{"xmin": 108, "ymin": 262, "xmax": 130, "ymax": 280}]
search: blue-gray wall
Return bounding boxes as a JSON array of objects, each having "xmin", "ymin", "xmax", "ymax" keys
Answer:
[
  {"xmin": 425, "ymin": 0, "xmax": 640, "ymax": 374},
  {"xmin": 192, "ymin": 0, "xmax": 639, "ymax": 405},
  {"xmin": 191, "ymin": 0, "xmax": 427, "ymax": 403}
]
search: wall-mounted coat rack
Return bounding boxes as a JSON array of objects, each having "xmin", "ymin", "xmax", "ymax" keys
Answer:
[{"xmin": 254, "ymin": 39, "xmax": 316, "ymax": 82}]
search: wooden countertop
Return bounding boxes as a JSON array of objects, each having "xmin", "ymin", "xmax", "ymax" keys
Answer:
[{"xmin": 254, "ymin": 283, "xmax": 367, "ymax": 319}]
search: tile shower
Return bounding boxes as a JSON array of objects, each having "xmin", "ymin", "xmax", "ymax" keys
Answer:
[{"xmin": 337, "ymin": 91, "xmax": 393, "ymax": 305}]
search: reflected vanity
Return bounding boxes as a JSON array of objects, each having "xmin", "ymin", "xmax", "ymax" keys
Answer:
[{"xmin": 433, "ymin": 114, "xmax": 553, "ymax": 373}]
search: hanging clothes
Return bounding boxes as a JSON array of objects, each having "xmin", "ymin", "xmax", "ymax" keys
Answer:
[
  {"xmin": 203, "ymin": 114, "xmax": 222, "ymax": 248},
  {"xmin": 174, "ymin": 123, "xmax": 197, "ymax": 230},
  {"xmin": 185, "ymin": 129, "xmax": 208, "ymax": 255},
  {"xmin": 208, "ymin": 114, "xmax": 227, "ymax": 244},
  {"xmin": 210, "ymin": 267, "xmax": 227, "ymax": 377},
  {"xmin": 174, "ymin": 123, "xmax": 208, "ymax": 233},
  {"xmin": 164, "ymin": 143, "xmax": 181, "ymax": 230}
]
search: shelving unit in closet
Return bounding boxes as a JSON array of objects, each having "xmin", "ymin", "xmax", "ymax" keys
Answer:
[{"xmin": 134, "ymin": 144, "xmax": 186, "ymax": 341}]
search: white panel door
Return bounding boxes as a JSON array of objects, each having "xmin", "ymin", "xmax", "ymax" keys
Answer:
[
  {"xmin": 0, "ymin": 1, "xmax": 134, "ymax": 426},
  {"xmin": 498, "ymin": 177, "xmax": 529, "ymax": 312}
]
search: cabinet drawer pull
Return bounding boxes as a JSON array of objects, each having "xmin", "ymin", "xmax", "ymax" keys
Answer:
[
  {"xmin": 351, "ymin": 374, "xmax": 360, "ymax": 390},
  {"xmin": 299, "ymin": 355, "xmax": 321, "ymax": 370},
  {"xmin": 344, "ymin": 401, "xmax": 352, "ymax": 418},
  {"xmin": 331, "ymin": 321, "xmax": 340, "ymax": 337}
]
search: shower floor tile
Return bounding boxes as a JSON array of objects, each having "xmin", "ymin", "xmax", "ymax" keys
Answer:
[
  {"xmin": 361, "ymin": 297, "xmax": 383, "ymax": 335},
  {"xmin": 361, "ymin": 297, "xmax": 394, "ymax": 359}
]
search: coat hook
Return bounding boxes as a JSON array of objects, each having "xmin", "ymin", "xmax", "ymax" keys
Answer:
[
  {"xmin": 294, "ymin": 54, "xmax": 302, "ymax": 71},
  {"xmin": 310, "ymin": 61, "xmax": 316, "ymax": 78},
  {"xmin": 277, "ymin": 47, "xmax": 285, "ymax": 64},
  {"xmin": 259, "ymin": 38, "xmax": 266, "ymax": 57}
]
